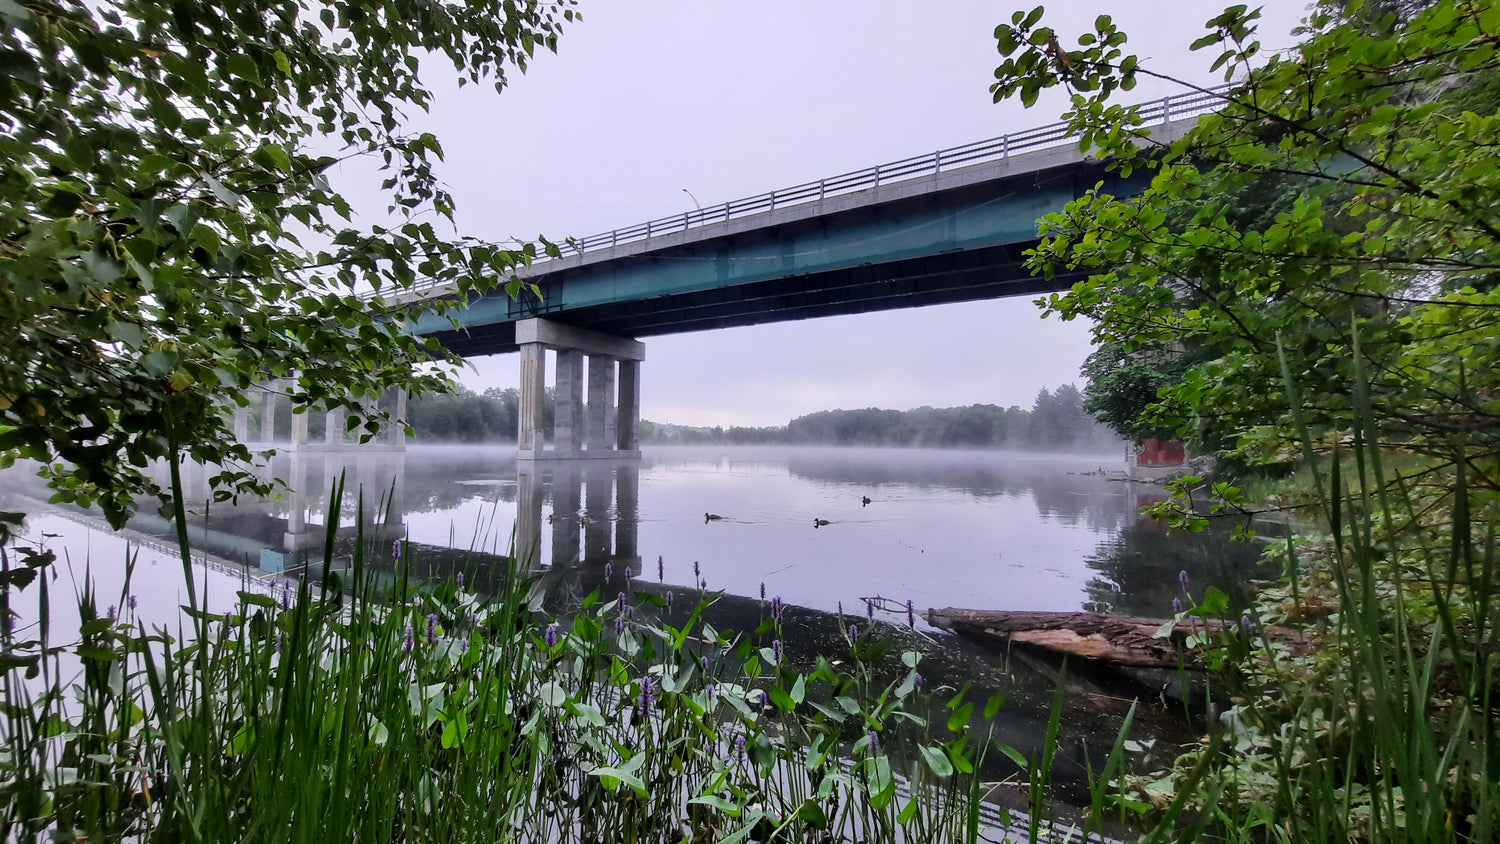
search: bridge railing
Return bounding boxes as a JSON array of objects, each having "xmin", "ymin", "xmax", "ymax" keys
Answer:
[{"xmin": 367, "ymin": 85, "xmax": 1229, "ymax": 302}]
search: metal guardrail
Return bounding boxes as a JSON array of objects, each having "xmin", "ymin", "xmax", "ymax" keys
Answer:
[{"xmin": 365, "ymin": 85, "xmax": 1230, "ymax": 302}]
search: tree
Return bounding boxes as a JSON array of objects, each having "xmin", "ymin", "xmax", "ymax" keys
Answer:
[
  {"xmin": 0, "ymin": 0, "xmax": 575, "ymax": 531},
  {"xmin": 993, "ymin": 0, "xmax": 1500, "ymax": 480}
]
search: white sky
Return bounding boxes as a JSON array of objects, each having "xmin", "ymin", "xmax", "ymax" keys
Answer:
[{"xmin": 338, "ymin": 0, "xmax": 1311, "ymax": 427}]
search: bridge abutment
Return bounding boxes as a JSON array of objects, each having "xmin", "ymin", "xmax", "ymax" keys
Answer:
[{"xmin": 515, "ymin": 318, "xmax": 644, "ymax": 461}]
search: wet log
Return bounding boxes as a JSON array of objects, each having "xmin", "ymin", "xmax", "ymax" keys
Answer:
[{"xmin": 926, "ymin": 608, "xmax": 1303, "ymax": 670}]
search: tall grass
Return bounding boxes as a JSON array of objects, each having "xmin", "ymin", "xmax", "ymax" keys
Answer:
[{"xmin": 0, "ymin": 485, "xmax": 1051, "ymax": 842}]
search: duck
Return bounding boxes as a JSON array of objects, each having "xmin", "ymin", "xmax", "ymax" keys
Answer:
[
  {"xmin": 704, "ymin": 512, "xmax": 724, "ymax": 522},
  {"xmin": 813, "ymin": 518, "xmax": 830, "ymax": 528},
  {"xmin": 861, "ymin": 496, "xmax": 872, "ymax": 507}
]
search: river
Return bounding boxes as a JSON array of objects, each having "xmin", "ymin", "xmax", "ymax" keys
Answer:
[{"xmin": 0, "ymin": 444, "xmax": 1275, "ymax": 812}]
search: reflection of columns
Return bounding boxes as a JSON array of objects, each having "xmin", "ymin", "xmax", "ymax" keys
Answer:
[
  {"xmin": 617, "ymin": 360, "xmax": 640, "ymax": 451},
  {"xmin": 551, "ymin": 464, "xmax": 581, "ymax": 567},
  {"xmin": 290, "ymin": 405, "xmax": 309, "ymax": 448},
  {"xmin": 518, "ymin": 342, "xmax": 546, "ymax": 457},
  {"xmin": 583, "ymin": 464, "xmax": 612, "ymax": 562},
  {"xmin": 615, "ymin": 463, "xmax": 639, "ymax": 560},
  {"xmin": 514, "ymin": 318, "xmax": 643, "ymax": 460},
  {"xmin": 516, "ymin": 464, "xmax": 543, "ymax": 568},
  {"xmin": 555, "ymin": 350, "xmax": 584, "ymax": 453},
  {"xmin": 587, "ymin": 356, "xmax": 616, "ymax": 451}
]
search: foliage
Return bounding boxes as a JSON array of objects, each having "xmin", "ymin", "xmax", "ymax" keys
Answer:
[
  {"xmin": 990, "ymin": 0, "xmax": 1500, "ymax": 839},
  {"xmin": 0, "ymin": 0, "xmax": 574, "ymax": 531}
]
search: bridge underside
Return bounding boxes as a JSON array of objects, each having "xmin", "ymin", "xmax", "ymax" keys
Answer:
[{"xmin": 428, "ymin": 240, "xmax": 1083, "ymax": 358}]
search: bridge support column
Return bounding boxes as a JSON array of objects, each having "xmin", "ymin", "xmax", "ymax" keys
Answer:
[
  {"xmin": 290, "ymin": 403, "xmax": 309, "ymax": 448},
  {"xmin": 233, "ymin": 405, "xmax": 251, "ymax": 443},
  {"xmin": 388, "ymin": 388, "xmax": 407, "ymax": 447},
  {"xmin": 325, "ymin": 405, "xmax": 344, "ymax": 445},
  {"xmin": 259, "ymin": 386, "xmax": 277, "ymax": 443},
  {"xmin": 514, "ymin": 318, "xmax": 643, "ymax": 461}
]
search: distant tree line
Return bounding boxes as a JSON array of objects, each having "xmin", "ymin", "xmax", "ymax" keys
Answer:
[{"xmin": 395, "ymin": 383, "xmax": 1117, "ymax": 452}]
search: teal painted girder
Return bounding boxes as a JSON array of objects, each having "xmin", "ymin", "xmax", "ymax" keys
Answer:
[{"xmin": 411, "ymin": 161, "xmax": 1145, "ymax": 350}]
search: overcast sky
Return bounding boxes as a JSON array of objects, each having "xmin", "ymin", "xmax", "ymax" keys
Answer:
[{"xmin": 340, "ymin": 0, "xmax": 1310, "ymax": 427}]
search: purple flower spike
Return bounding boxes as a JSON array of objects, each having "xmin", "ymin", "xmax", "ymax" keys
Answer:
[
  {"xmin": 866, "ymin": 598, "xmax": 875, "ymax": 620},
  {"xmin": 734, "ymin": 734, "xmax": 747, "ymax": 762},
  {"xmin": 107, "ymin": 605, "xmax": 117, "ymax": 621},
  {"xmin": 666, "ymin": 590, "xmax": 674, "ymax": 609},
  {"xmin": 128, "ymin": 595, "xmax": 138, "ymax": 611},
  {"xmin": 700, "ymin": 578, "xmax": 707, "ymax": 591},
  {"xmin": 693, "ymin": 560, "xmax": 700, "ymax": 579},
  {"xmin": 706, "ymin": 683, "xmax": 717, "ymax": 701},
  {"xmin": 906, "ymin": 599, "xmax": 915, "ymax": 628},
  {"xmin": 772, "ymin": 639, "xmax": 782, "ymax": 663},
  {"xmin": 1241, "ymin": 614, "xmax": 1254, "ymax": 634},
  {"xmin": 275, "ymin": 632, "xmax": 283, "ymax": 653},
  {"xmin": 392, "ymin": 539, "xmax": 403, "ymax": 559},
  {"xmin": 1173, "ymin": 598, "xmax": 1184, "ymax": 614},
  {"xmin": 867, "ymin": 730, "xmax": 879, "ymax": 756},
  {"xmin": 1179, "ymin": 570, "xmax": 1191, "ymax": 590},
  {"xmin": 425, "ymin": 613, "xmax": 438, "ymax": 642},
  {"xmin": 760, "ymin": 582, "xmax": 766, "ymax": 602},
  {"xmin": 701, "ymin": 654, "xmax": 709, "ymax": 671},
  {"xmin": 605, "ymin": 563, "xmax": 613, "ymax": 580},
  {"xmin": 456, "ymin": 572, "xmax": 464, "ymax": 589},
  {"xmin": 615, "ymin": 615, "xmax": 626, "ymax": 636},
  {"xmin": 657, "ymin": 555, "xmax": 664, "ymax": 581},
  {"xmin": 618, "ymin": 592, "xmax": 626, "ymax": 607},
  {"xmin": 402, "ymin": 625, "xmax": 414, "ymax": 653},
  {"xmin": 544, "ymin": 623, "xmax": 559, "ymax": 648},
  {"xmin": 914, "ymin": 673, "xmax": 924, "ymax": 690},
  {"xmin": 624, "ymin": 567, "xmax": 633, "ymax": 587},
  {"xmin": 849, "ymin": 624, "xmax": 858, "ymax": 641}
]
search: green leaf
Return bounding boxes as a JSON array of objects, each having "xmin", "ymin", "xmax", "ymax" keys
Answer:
[{"xmin": 920, "ymin": 744, "xmax": 954, "ymax": 777}]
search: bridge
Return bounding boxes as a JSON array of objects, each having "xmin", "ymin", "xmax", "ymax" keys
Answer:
[{"xmin": 388, "ymin": 89, "xmax": 1224, "ymax": 460}]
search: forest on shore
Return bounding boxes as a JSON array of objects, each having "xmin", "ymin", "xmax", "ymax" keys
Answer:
[{"xmin": 392, "ymin": 382, "xmax": 1120, "ymax": 452}]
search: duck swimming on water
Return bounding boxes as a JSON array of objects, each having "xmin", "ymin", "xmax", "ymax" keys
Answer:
[
  {"xmin": 861, "ymin": 496, "xmax": 872, "ymax": 506},
  {"xmin": 813, "ymin": 518, "xmax": 831, "ymax": 528},
  {"xmin": 704, "ymin": 512, "xmax": 723, "ymax": 522}
]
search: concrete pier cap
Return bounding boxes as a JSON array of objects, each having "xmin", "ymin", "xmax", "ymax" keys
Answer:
[{"xmin": 515, "ymin": 318, "xmax": 644, "ymax": 461}]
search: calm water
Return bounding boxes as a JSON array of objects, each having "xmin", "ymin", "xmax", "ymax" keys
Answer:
[{"xmin": 0, "ymin": 445, "xmax": 1273, "ymax": 805}]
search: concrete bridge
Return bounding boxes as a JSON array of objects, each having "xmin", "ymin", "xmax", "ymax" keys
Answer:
[{"xmin": 389, "ymin": 88, "xmax": 1223, "ymax": 460}]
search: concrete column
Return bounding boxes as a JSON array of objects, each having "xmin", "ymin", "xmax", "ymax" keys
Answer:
[
  {"xmin": 555, "ymin": 350, "xmax": 585, "ymax": 455},
  {"xmin": 388, "ymin": 387, "xmax": 407, "ymax": 447},
  {"xmin": 586, "ymin": 356, "xmax": 615, "ymax": 451},
  {"xmin": 233, "ymin": 405, "xmax": 251, "ymax": 443},
  {"xmin": 617, "ymin": 359, "xmax": 640, "ymax": 452},
  {"xmin": 260, "ymin": 388, "xmax": 277, "ymax": 442},
  {"xmin": 325, "ymin": 405, "xmax": 344, "ymax": 446},
  {"xmin": 290, "ymin": 406, "xmax": 309, "ymax": 448},
  {"xmin": 518, "ymin": 342, "xmax": 547, "ymax": 456}
]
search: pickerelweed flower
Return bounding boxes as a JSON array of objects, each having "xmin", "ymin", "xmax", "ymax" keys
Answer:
[
  {"xmin": 403, "ymin": 625, "xmax": 415, "ymax": 653},
  {"xmin": 456, "ymin": 572, "xmax": 464, "ymax": 589},
  {"xmin": 392, "ymin": 539, "xmax": 403, "ymax": 559},
  {"xmin": 128, "ymin": 595, "xmax": 137, "ymax": 611},
  {"xmin": 1241, "ymin": 613, "xmax": 1254, "ymax": 634},
  {"xmin": 618, "ymin": 592, "xmax": 626, "ymax": 607},
  {"xmin": 772, "ymin": 639, "xmax": 782, "ymax": 663},
  {"xmin": 1173, "ymin": 597, "xmax": 1183, "ymax": 614},
  {"xmin": 544, "ymin": 624, "xmax": 560, "ymax": 648},
  {"xmin": 1179, "ymin": 569, "xmax": 1191, "ymax": 590},
  {"xmin": 640, "ymin": 676, "xmax": 655, "ymax": 717},
  {"xmin": 700, "ymin": 578, "xmax": 708, "ymax": 591},
  {"xmin": 760, "ymin": 582, "xmax": 766, "ymax": 602},
  {"xmin": 693, "ymin": 560, "xmax": 700, "ymax": 579},
  {"xmin": 425, "ymin": 613, "xmax": 438, "ymax": 643},
  {"xmin": 906, "ymin": 599, "xmax": 915, "ymax": 627},
  {"xmin": 867, "ymin": 730, "xmax": 879, "ymax": 756},
  {"xmin": 615, "ymin": 614, "xmax": 626, "ymax": 636},
  {"xmin": 734, "ymin": 734, "xmax": 747, "ymax": 762},
  {"xmin": 706, "ymin": 683, "xmax": 717, "ymax": 701},
  {"xmin": 849, "ymin": 624, "xmax": 858, "ymax": 641},
  {"xmin": 701, "ymin": 655, "xmax": 709, "ymax": 672},
  {"xmin": 221, "ymin": 613, "xmax": 232, "ymax": 638},
  {"xmin": 657, "ymin": 555, "xmax": 664, "ymax": 581},
  {"xmin": 107, "ymin": 605, "xmax": 117, "ymax": 621},
  {"xmin": 624, "ymin": 567, "xmax": 633, "ymax": 588},
  {"xmin": 666, "ymin": 590, "xmax": 674, "ymax": 609},
  {"xmin": 771, "ymin": 596, "xmax": 783, "ymax": 622},
  {"xmin": 914, "ymin": 673, "xmax": 924, "ymax": 690},
  {"xmin": 866, "ymin": 598, "xmax": 875, "ymax": 620},
  {"xmin": 605, "ymin": 563, "xmax": 613, "ymax": 580}
]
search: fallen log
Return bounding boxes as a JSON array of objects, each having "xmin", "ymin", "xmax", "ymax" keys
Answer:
[{"xmin": 926, "ymin": 607, "xmax": 1305, "ymax": 670}]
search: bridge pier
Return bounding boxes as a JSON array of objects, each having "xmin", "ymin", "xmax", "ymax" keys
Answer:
[{"xmin": 515, "ymin": 318, "xmax": 644, "ymax": 461}]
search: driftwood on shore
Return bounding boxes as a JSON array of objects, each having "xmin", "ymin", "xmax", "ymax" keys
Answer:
[{"xmin": 927, "ymin": 608, "xmax": 1304, "ymax": 670}]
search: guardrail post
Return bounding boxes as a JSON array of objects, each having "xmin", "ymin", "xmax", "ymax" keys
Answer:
[
  {"xmin": 683, "ymin": 211, "xmax": 689, "ymax": 231},
  {"xmin": 611, "ymin": 229, "xmax": 617, "ymax": 247},
  {"xmin": 818, "ymin": 179, "xmax": 825, "ymax": 201},
  {"xmin": 874, "ymin": 164, "xmax": 881, "ymax": 187},
  {"xmin": 645, "ymin": 220, "xmax": 651, "ymax": 238},
  {"xmin": 934, "ymin": 150, "xmax": 942, "ymax": 173},
  {"xmin": 1002, "ymin": 136, "xmax": 1009, "ymax": 158},
  {"xmin": 1162, "ymin": 96, "xmax": 1171, "ymax": 124},
  {"xmin": 769, "ymin": 191, "xmax": 775, "ymax": 211}
]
